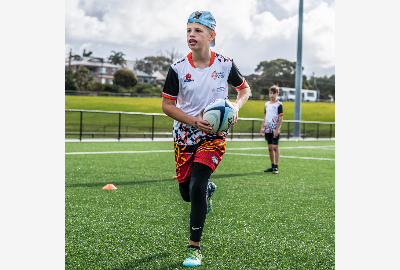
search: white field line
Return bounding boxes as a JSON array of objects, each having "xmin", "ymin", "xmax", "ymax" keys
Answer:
[
  {"xmin": 225, "ymin": 152, "xmax": 334, "ymax": 161},
  {"xmin": 65, "ymin": 146, "xmax": 335, "ymax": 161},
  {"xmin": 65, "ymin": 150, "xmax": 173, "ymax": 155},
  {"xmin": 228, "ymin": 146, "xmax": 335, "ymax": 150}
]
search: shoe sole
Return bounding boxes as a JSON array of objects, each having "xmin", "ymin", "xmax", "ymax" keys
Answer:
[
  {"xmin": 207, "ymin": 183, "xmax": 216, "ymax": 214},
  {"xmin": 207, "ymin": 199, "xmax": 212, "ymax": 214}
]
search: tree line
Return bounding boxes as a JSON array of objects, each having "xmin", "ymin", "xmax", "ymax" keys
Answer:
[
  {"xmin": 65, "ymin": 49, "xmax": 335, "ymax": 100},
  {"xmin": 245, "ymin": 59, "xmax": 335, "ymax": 100},
  {"xmin": 65, "ymin": 50, "xmax": 160, "ymax": 95}
]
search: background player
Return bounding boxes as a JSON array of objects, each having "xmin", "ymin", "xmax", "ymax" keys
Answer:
[
  {"xmin": 260, "ymin": 85, "xmax": 283, "ymax": 174},
  {"xmin": 162, "ymin": 11, "xmax": 251, "ymax": 267}
]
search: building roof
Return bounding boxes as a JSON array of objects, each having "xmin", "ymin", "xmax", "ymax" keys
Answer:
[
  {"xmin": 135, "ymin": 70, "xmax": 155, "ymax": 78},
  {"xmin": 159, "ymin": 70, "xmax": 168, "ymax": 77},
  {"xmin": 65, "ymin": 56, "xmax": 120, "ymax": 68},
  {"xmin": 152, "ymin": 70, "xmax": 168, "ymax": 80}
]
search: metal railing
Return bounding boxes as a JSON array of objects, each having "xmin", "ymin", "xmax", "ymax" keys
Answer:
[
  {"xmin": 65, "ymin": 110, "xmax": 335, "ymax": 141},
  {"xmin": 66, "ymin": 91, "xmax": 335, "ymax": 102}
]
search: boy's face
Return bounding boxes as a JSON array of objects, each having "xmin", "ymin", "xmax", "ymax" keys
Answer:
[
  {"xmin": 187, "ymin": 22, "xmax": 215, "ymax": 50},
  {"xmin": 269, "ymin": 91, "xmax": 278, "ymax": 101}
]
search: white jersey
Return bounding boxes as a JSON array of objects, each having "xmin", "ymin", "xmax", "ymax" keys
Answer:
[
  {"xmin": 264, "ymin": 100, "xmax": 284, "ymax": 133},
  {"xmin": 162, "ymin": 51, "xmax": 246, "ymax": 145}
]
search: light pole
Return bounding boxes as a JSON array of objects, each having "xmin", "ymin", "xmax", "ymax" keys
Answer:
[{"xmin": 294, "ymin": 0, "xmax": 303, "ymax": 138}]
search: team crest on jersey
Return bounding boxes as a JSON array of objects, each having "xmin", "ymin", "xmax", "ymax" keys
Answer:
[
  {"xmin": 212, "ymin": 156, "xmax": 219, "ymax": 165},
  {"xmin": 184, "ymin": 73, "xmax": 194, "ymax": 82},
  {"xmin": 211, "ymin": 71, "xmax": 225, "ymax": 80}
]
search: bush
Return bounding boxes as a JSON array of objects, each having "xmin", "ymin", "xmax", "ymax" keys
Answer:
[
  {"xmin": 92, "ymin": 82, "xmax": 104, "ymax": 92},
  {"xmin": 131, "ymin": 83, "xmax": 160, "ymax": 94},
  {"xmin": 114, "ymin": 69, "xmax": 138, "ymax": 88},
  {"xmin": 103, "ymin": 84, "xmax": 115, "ymax": 93},
  {"xmin": 65, "ymin": 68, "xmax": 78, "ymax": 90}
]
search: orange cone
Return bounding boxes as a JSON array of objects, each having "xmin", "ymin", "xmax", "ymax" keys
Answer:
[{"xmin": 103, "ymin": 184, "xmax": 117, "ymax": 190}]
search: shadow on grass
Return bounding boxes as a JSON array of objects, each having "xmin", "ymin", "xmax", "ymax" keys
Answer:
[
  {"xmin": 211, "ymin": 172, "xmax": 262, "ymax": 179},
  {"xmin": 66, "ymin": 172, "xmax": 263, "ymax": 188},
  {"xmin": 66, "ymin": 178, "xmax": 176, "ymax": 188},
  {"xmin": 111, "ymin": 252, "xmax": 182, "ymax": 270}
]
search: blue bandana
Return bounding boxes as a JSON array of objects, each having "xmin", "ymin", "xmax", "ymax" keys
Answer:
[{"xmin": 188, "ymin": 11, "xmax": 216, "ymax": 47}]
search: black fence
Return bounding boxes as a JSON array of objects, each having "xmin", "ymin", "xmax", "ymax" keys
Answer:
[{"xmin": 65, "ymin": 110, "xmax": 335, "ymax": 141}]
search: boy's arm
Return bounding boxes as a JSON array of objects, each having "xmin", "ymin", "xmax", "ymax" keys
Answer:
[
  {"xmin": 260, "ymin": 117, "xmax": 265, "ymax": 136},
  {"xmin": 227, "ymin": 61, "xmax": 251, "ymax": 122},
  {"xmin": 232, "ymin": 82, "xmax": 251, "ymax": 112},
  {"xmin": 231, "ymin": 82, "xmax": 251, "ymax": 124},
  {"xmin": 162, "ymin": 98, "xmax": 213, "ymax": 133},
  {"xmin": 273, "ymin": 115, "xmax": 283, "ymax": 137}
]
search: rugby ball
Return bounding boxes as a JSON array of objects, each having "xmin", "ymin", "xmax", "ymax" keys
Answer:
[{"xmin": 202, "ymin": 99, "xmax": 236, "ymax": 133}]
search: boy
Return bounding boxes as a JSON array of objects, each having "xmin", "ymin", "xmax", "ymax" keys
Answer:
[
  {"xmin": 260, "ymin": 85, "xmax": 283, "ymax": 174},
  {"xmin": 162, "ymin": 11, "xmax": 251, "ymax": 267}
]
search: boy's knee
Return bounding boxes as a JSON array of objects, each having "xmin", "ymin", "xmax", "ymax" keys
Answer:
[
  {"xmin": 179, "ymin": 187, "xmax": 191, "ymax": 202},
  {"xmin": 273, "ymin": 145, "xmax": 279, "ymax": 151},
  {"xmin": 268, "ymin": 144, "xmax": 274, "ymax": 151},
  {"xmin": 190, "ymin": 180, "xmax": 207, "ymax": 197}
]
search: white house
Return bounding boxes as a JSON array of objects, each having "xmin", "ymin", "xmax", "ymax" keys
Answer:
[{"xmin": 66, "ymin": 56, "xmax": 120, "ymax": 84}]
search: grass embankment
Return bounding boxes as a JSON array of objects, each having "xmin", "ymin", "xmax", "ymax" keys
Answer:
[
  {"xmin": 65, "ymin": 96, "xmax": 335, "ymax": 122},
  {"xmin": 65, "ymin": 96, "xmax": 335, "ymax": 139}
]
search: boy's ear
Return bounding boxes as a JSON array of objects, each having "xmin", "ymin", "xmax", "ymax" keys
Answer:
[{"xmin": 211, "ymin": 32, "xmax": 216, "ymax": 39}]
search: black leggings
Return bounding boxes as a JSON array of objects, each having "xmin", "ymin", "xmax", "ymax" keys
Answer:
[{"xmin": 179, "ymin": 162, "xmax": 213, "ymax": 242}]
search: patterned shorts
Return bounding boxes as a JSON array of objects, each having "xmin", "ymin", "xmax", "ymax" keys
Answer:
[{"xmin": 174, "ymin": 139, "xmax": 226, "ymax": 183}]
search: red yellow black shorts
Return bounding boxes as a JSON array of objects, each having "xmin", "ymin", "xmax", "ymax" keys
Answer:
[{"xmin": 174, "ymin": 139, "xmax": 226, "ymax": 183}]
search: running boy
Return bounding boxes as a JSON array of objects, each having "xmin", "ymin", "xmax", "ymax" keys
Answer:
[
  {"xmin": 162, "ymin": 11, "xmax": 251, "ymax": 267},
  {"xmin": 260, "ymin": 85, "xmax": 283, "ymax": 174}
]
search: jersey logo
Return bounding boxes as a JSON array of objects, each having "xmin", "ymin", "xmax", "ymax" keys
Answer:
[
  {"xmin": 212, "ymin": 156, "xmax": 219, "ymax": 165},
  {"xmin": 184, "ymin": 73, "xmax": 194, "ymax": 82},
  {"xmin": 212, "ymin": 86, "xmax": 225, "ymax": 93},
  {"xmin": 211, "ymin": 71, "xmax": 225, "ymax": 80},
  {"xmin": 194, "ymin": 12, "xmax": 202, "ymax": 19}
]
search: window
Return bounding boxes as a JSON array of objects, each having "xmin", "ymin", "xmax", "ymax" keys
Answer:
[
  {"xmin": 99, "ymin": 67, "xmax": 108, "ymax": 73},
  {"xmin": 111, "ymin": 68, "xmax": 116, "ymax": 74},
  {"xmin": 307, "ymin": 92, "xmax": 314, "ymax": 97},
  {"xmin": 289, "ymin": 91, "xmax": 295, "ymax": 95},
  {"xmin": 101, "ymin": 78, "xmax": 106, "ymax": 84},
  {"xmin": 109, "ymin": 79, "xmax": 113, "ymax": 85}
]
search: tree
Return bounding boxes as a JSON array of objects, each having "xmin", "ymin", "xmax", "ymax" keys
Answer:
[
  {"xmin": 165, "ymin": 47, "xmax": 183, "ymax": 63},
  {"xmin": 65, "ymin": 68, "xmax": 78, "ymax": 90},
  {"xmin": 113, "ymin": 69, "xmax": 138, "ymax": 88},
  {"xmin": 309, "ymin": 74, "xmax": 335, "ymax": 100},
  {"xmin": 250, "ymin": 59, "xmax": 310, "ymax": 95},
  {"xmin": 134, "ymin": 56, "xmax": 172, "ymax": 75},
  {"xmin": 82, "ymin": 49, "xmax": 93, "ymax": 57},
  {"xmin": 74, "ymin": 66, "xmax": 94, "ymax": 91},
  {"xmin": 108, "ymin": 51, "xmax": 127, "ymax": 67}
]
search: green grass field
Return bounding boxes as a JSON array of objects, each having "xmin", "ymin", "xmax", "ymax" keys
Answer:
[
  {"xmin": 65, "ymin": 96, "xmax": 335, "ymax": 122},
  {"xmin": 65, "ymin": 140, "xmax": 335, "ymax": 269}
]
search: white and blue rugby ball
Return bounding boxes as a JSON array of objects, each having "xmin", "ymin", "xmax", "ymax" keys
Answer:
[{"xmin": 203, "ymin": 99, "xmax": 236, "ymax": 133}]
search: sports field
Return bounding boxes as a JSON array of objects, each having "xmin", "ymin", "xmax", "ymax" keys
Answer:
[
  {"xmin": 65, "ymin": 140, "xmax": 335, "ymax": 269},
  {"xmin": 65, "ymin": 96, "xmax": 336, "ymax": 122}
]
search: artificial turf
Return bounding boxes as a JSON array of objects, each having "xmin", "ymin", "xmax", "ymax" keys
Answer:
[{"xmin": 65, "ymin": 140, "xmax": 335, "ymax": 269}]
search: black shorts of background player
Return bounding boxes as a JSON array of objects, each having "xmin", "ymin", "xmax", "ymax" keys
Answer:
[{"xmin": 260, "ymin": 85, "xmax": 283, "ymax": 174}]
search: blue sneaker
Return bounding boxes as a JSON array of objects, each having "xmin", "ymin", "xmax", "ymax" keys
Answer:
[
  {"xmin": 207, "ymin": 182, "xmax": 217, "ymax": 214},
  {"xmin": 183, "ymin": 247, "xmax": 202, "ymax": 267}
]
